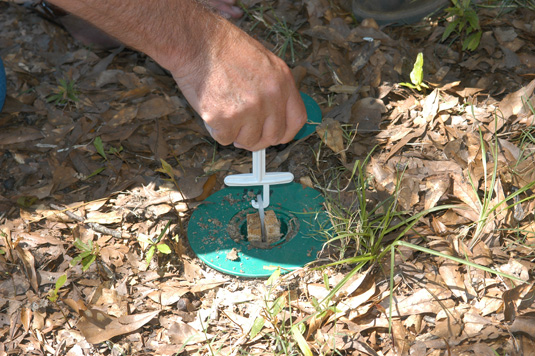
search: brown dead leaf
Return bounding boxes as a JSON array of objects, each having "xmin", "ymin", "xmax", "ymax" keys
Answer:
[
  {"xmin": 195, "ymin": 174, "xmax": 217, "ymax": 201},
  {"xmin": 503, "ymin": 283, "xmax": 535, "ymax": 322},
  {"xmin": 350, "ymin": 97, "xmax": 385, "ymax": 132},
  {"xmin": 78, "ymin": 310, "xmax": 159, "ymax": 344},
  {"xmin": 167, "ymin": 321, "xmax": 211, "ymax": 345},
  {"xmin": 384, "ymin": 287, "xmax": 454, "ymax": 317},
  {"xmin": 497, "ymin": 78, "xmax": 535, "ymax": 131},
  {"xmin": 136, "ymin": 96, "xmax": 177, "ymax": 120},
  {"xmin": 424, "ymin": 175, "xmax": 449, "ymax": 210},
  {"xmin": 510, "ymin": 315, "xmax": 535, "ymax": 338},
  {"xmin": 15, "ymin": 246, "xmax": 38, "ymax": 293},
  {"xmin": 439, "ymin": 260, "xmax": 468, "ymax": 302},
  {"xmin": 316, "ymin": 118, "xmax": 346, "ymax": 163},
  {"xmin": 85, "ymin": 210, "xmax": 123, "ymax": 224}
]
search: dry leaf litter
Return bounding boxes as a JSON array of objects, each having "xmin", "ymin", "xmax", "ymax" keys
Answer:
[{"xmin": 1, "ymin": 0, "xmax": 535, "ymax": 355}]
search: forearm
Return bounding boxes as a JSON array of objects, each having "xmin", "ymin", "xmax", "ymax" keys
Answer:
[{"xmin": 46, "ymin": 0, "xmax": 228, "ymax": 76}]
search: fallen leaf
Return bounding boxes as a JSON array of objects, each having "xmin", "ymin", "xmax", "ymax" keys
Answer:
[
  {"xmin": 350, "ymin": 97, "xmax": 386, "ymax": 132},
  {"xmin": 15, "ymin": 246, "xmax": 39, "ymax": 293},
  {"xmin": 510, "ymin": 315, "xmax": 535, "ymax": 338},
  {"xmin": 497, "ymin": 78, "xmax": 535, "ymax": 131},
  {"xmin": 78, "ymin": 310, "xmax": 160, "ymax": 344},
  {"xmin": 424, "ymin": 175, "xmax": 449, "ymax": 210},
  {"xmin": 85, "ymin": 210, "xmax": 123, "ymax": 224},
  {"xmin": 195, "ymin": 174, "xmax": 217, "ymax": 201},
  {"xmin": 167, "ymin": 321, "xmax": 211, "ymax": 345},
  {"xmin": 136, "ymin": 96, "xmax": 177, "ymax": 120},
  {"xmin": 316, "ymin": 118, "xmax": 346, "ymax": 163}
]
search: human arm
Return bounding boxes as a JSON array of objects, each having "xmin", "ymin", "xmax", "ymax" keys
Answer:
[{"xmin": 47, "ymin": 0, "xmax": 307, "ymax": 151}]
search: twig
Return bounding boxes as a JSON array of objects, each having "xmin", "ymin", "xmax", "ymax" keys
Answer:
[{"xmin": 50, "ymin": 204, "xmax": 130, "ymax": 239}]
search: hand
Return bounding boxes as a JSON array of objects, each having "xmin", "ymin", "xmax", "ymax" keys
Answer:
[
  {"xmin": 46, "ymin": 0, "xmax": 305, "ymax": 151},
  {"xmin": 172, "ymin": 23, "xmax": 307, "ymax": 151}
]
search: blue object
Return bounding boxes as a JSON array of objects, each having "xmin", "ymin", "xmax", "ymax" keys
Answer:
[{"xmin": 0, "ymin": 57, "xmax": 5, "ymax": 112}]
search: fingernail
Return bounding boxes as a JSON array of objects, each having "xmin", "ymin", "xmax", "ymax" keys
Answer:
[{"xmin": 230, "ymin": 6, "xmax": 244, "ymax": 17}]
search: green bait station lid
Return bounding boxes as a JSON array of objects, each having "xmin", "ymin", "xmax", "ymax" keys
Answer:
[{"xmin": 187, "ymin": 183, "xmax": 328, "ymax": 277}]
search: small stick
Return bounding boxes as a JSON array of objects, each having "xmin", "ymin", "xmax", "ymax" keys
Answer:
[{"xmin": 50, "ymin": 204, "xmax": 129, "ymax": 239}]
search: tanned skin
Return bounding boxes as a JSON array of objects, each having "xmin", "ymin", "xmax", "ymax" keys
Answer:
[{"xmin": 47, "ymin": 0, "xmax": 307, "ymax": 151}]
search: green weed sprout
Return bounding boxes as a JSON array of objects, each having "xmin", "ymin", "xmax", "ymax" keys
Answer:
[
  {"xmin": 442, "ymin": 0, "xmax": 482, "ymax": 51},
  {"xmin": 137, "ymin": 221, "xmax": 172, "ymax": 267},
  {"xmin": 87, "ymin": 136, "xmax": 124, "ymax": 179},
  {"xmin": 248, "ymin": 268, "xmax": 313, "ymax": 356},
  {"xmin": 46, "ymin": 78, "xmax": 79, "ymax": 106},
  {"xmin": 93, "ymin": 136, "xmax": 124, "ymax": 162},
  {"xmin": 241, "ymin": 4, "xmax": 306, "ymax": 63},
  {"xmin": 93, "ymin": 136, "xmax": 107, "ymax": 161},
  {"xmin": 71, "ymin": 238, "xmax": 99, "ymax": 272},
  {"xmin": 400, "ymin": 53, "xmax": 429, "ymax": 91},
  {"xmin": 48, "ymin": 274, "xmax": 67, "ymax": 302}
]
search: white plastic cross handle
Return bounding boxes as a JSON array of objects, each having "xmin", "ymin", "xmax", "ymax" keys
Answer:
[{"xmin": 224, "ymin": 149, "xmax": 294, "ymax": 209}]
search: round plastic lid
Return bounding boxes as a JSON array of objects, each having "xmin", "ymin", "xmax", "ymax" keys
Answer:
[{"xmin": 187, "ymin": 183, "xmax": 328, "ymax": 277}]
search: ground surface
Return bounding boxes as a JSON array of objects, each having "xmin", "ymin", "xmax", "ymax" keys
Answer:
[{"xmin": 1, "ymin": 0, "xmax": 535, "ymax": 355}]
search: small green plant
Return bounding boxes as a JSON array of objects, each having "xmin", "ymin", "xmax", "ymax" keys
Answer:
[
  {"xmin": 137, "ymin": 221, "xmax": 172, "ymax": 266},
  {"xmin": 156, "ymin": 159, "xmax": 181, "ymax": 189},
  {"xmin": 16, "ymin": 196, "xmax": 38, "ymax": 208},
  {"xmin": 400, "ymin": 52, "xmax": 428, "ymax": 91},
  {"xmin": 48, "ymin": 274, "xmax": 67, "ymax": 302},
  {"xmin": 465, "ymin": 126, "xmax": 535, "ymax": 248},
  {"xmin": 248, "ymin": 268, "xmax": 313, "ymax": 356},
  {"xmin": 71, "ymin": 238, "xmax": 99, "ymax": 272},
  {"xmin": 86, "ymin": 136, "xmax": 125, "ymax": 179},
  {"xmin": 313, "ymin": 141, "xmax": 525, "ymax": 334},
  {"xmin": 93, "ymin": 136, "xmax": 124, "ymax": 161},
  {"xmin": 441, "ymin": 0, "xmax": 482, "ymax": 51},
  {"xmin": 94, "ymin": 136, "xmax": 107, "ymax": 161},
  {"xmin": 46, "ymin": 78, "xmax": 79, "ymax": 106},
  {"xmin": 241, "ymin": 5, "xmax": 306, "ymax": 63}
]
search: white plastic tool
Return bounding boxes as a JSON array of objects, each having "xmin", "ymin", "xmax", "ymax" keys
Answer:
[{"xmin": 224, "ymin": 149, "xmax": 294, "ymax": 209}]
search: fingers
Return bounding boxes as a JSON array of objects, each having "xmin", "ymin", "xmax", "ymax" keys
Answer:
[
  {"xmin": 232, "ymin": 91, "xmax": 306, "ymax": 151},
  {"xmin": 232, "ymin": 100, "xmax": 287, "ymax": 150},
  {"xmin": 233, "ymin": 115, "xmax": 285, "ymax": 151},
  {"xmin": 280, "ymin": 88, "xmax": 307, "ymax": 144}
]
